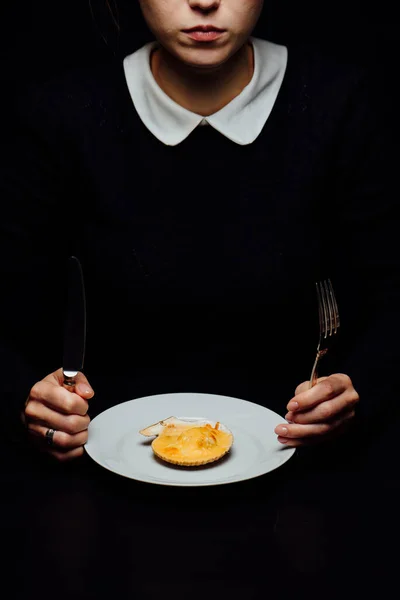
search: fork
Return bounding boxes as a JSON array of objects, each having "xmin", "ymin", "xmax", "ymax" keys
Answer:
[{"xmin": 309, "ymin": 279, "xmax": 340, "ymax": 388}]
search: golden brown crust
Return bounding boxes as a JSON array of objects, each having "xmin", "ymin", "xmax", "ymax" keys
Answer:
[
  {"xmin": 152, "ymin": 444, "xmax": 231, "ymax": 466},
  {"xmin": 139, "ymin": 417, "xmax": 233, "ymax": 467}
]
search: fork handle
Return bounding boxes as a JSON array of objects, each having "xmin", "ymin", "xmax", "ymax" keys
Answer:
[{"xmin": 309, "ymin": 349, "xmax": 328, "ymax": 389}]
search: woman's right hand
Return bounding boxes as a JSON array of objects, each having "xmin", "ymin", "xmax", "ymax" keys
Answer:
[{"xmin": 23, "ymin": 368, "xmax": 95, "ymax": 461}]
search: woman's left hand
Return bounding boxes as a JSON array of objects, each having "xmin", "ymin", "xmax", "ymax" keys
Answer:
[{"xmin": 274, "ymin": 374, "xmax": 360, "ymax": 447}]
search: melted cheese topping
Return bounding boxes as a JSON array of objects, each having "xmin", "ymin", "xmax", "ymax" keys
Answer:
[{"xmin": 152, "ymin": 423, "xmax": 233, "ymax": 466}]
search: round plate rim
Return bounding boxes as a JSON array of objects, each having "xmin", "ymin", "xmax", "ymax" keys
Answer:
[{"xmin": 85, "ymin": 392, "xmax": 296, "ymax": 487}]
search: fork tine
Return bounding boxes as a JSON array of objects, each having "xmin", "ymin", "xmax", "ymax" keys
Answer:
[
  {"xmin": 323, "ymin": 280, "xmax": 333, "ymax": 336},
  {"xmin": 321, "ymin": 281, "xmax": 330, "ymax": 338},
  {"xmin": 327, "ymin": 279, "xmax": 340, "ymax": 333},
  {"xmin": 316, "ymin": 282, "xmax": 324, "ymax": 338},
  {"xmin": 317, "ymin": 281, "xmax": 329, "ymax": 339}
]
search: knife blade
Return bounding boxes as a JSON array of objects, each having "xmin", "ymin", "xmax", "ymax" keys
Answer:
[{"xmin": 62, "ymin": 256, "xmax": 86, "ymax": 390}]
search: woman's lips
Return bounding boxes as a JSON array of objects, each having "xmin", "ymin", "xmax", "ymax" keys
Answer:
[{"xmin": 182, "ymin": 26, "xmax": 226, "ymax": 42}]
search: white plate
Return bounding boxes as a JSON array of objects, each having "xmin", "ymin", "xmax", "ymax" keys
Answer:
[{"xmin": 85, "ymin": 392, "xmax": 295, "ymax": 487}]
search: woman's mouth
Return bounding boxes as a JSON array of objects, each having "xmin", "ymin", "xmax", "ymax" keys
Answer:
[{"xmin": 182, "ymin": 26, "xmax": 226, "ymax": 42}]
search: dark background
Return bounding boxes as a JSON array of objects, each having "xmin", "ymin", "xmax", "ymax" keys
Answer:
[{"xmin": 1, "ymin": 1, "xmax": 398, "ymax": 88}]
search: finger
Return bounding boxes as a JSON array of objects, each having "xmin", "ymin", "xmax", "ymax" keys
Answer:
[
  {"xmin": 25, "ymin": 401, "xmax": 90, "ymax": 435},
  {"xmin": 27, "ymin": 421, "xmax": 88, "ymax": 449},
  {"xmin": 29, "ymin": 381, "xmax": 89, "ymax": 416},
  {"xmin": 44, "ymin": 369, "xmax": 95, "ymax": 399},
  {"xmin": 277, "ymin": 415, "xmax": 354, "ymax": 447},
  {"xmin": 285, "ymin": 390, "xmax": 359, "ymax": 424},
  {"xmin": 287, "ymin": 374, "xmax": 353, "ymax": 413},
  {"xmin": 275, "ymin": 409, "xmax": 356, "ymax": 439},
  {"xmin": 295, "ymin": 377, "xmax": 329, "ymax": 396}
]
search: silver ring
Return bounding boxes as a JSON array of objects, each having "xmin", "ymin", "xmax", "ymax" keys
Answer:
[{"xmin": 45, "ymin": 428, "xmax": 56, "ymax": 447}]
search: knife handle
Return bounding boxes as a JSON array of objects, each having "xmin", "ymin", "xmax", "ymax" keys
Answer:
[{"xmin": 63, "ymin": 374, "xmax": 77, "ymax": 392}]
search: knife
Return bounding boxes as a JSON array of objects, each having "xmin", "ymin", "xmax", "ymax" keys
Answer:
[{"xmin": 62, "ymin": 256, "xmax": 86, "ymax": 391}]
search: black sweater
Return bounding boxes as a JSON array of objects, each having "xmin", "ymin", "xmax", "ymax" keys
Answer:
[{"xmin": 1, "ymin": 44, "xmax": 398, "ymax": 441}]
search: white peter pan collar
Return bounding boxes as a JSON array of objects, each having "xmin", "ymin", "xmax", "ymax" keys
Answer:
[{"xmin": 123, "ymin": 37, "xmax": 287, "ymax": 146}]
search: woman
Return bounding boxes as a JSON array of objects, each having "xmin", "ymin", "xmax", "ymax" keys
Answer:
[{"xmin": 0, "ymin": 0, "xmax": 397, "ymax": 461}]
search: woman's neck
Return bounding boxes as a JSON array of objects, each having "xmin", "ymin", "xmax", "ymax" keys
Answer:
[{"xmin": 151, "ymin": 42, "xmax": 254, "ymax": 116}]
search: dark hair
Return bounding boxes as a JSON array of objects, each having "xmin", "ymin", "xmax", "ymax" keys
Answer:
[
  {"xmin": 89, "ymin": 1, "xmax": 153, "ymax": 56},
  {"xmin": 103, "ymin": 0, "xmax": 121, "ymax": 32},
  {"xmin": 88, "ymin": 0, "xmax": 120, "ymax": 55}
]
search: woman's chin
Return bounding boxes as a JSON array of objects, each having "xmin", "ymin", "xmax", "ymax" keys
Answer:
[
  {"xmin": 170, "ymin": 43, "xmax": 234, "ymax": 70},
  {"xmin": 178, "ymin": 52, "xmax": 233, "ymax": 72}
]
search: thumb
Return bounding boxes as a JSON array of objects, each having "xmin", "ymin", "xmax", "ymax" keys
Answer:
[
  {"xmin": 74, "ymin": 372, "xmax": 95, "ymax": 399},
  {"xmin": 47, "ymin": 368, "xmax": 95, "ymax": 398}
]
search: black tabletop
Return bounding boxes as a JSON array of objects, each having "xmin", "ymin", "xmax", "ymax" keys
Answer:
[{"xmin": 2, "ymin": 418, "xmax": 399, "ymax": 600}]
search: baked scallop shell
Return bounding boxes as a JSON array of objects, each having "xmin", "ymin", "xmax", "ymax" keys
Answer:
[{"xmin": 139, "ymin": 417, "xmax": 233, "ymax": 466}]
